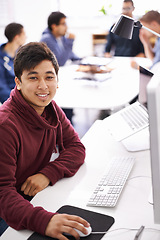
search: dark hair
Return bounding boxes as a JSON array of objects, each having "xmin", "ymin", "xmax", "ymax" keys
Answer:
[
  {"xmin": 48, "ymin": 11, "xmax": 66, "ymax": 30},
  {"xmin": 14, "ymin": 42, "xmax": 59, "ymax": 80},
  {"xmin": 140, "ymin": 10, "xmax": 160, "ymax": 25},
  {"xmin": 123, "ymin": 0, "xmax": 134, "ymax": 7},
  {"xmin": 5, "ymin": 22, "xmax": 23, "ymax": 42}
]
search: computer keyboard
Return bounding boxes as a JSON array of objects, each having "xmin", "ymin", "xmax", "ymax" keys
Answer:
[
  {"xmin": 120, "ymin": 104, "xmax": 148, "ymax": 130},
  {"xmin": 87, "ymin": 156, "xmax": 135, "ymax": 207}
]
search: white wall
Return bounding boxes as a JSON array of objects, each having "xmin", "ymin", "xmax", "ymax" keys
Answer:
[
  {"xmin": 0, "ymin": 0, "xmax": 58, "ymax": 42},
  {"xmin": 0, "ymin": 0, "xmax": 114, "ymax": 56},
  {"xmin": 1, "ymin": 0, "xmax": 160, "ymax": 57}
]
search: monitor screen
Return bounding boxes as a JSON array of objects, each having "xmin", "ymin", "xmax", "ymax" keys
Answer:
[
  {"xmin": 139, "ymin": 66, "xmax": 154, "ymax": 107},
  {"xmin": 147, "ymin": 70, "xmax": 160, "ymax": 223}
]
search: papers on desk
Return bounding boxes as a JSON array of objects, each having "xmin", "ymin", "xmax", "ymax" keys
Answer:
[
  {"xmin": 80, "ymin": 56, "xmax": 113, "ymax": 66},
  {"xmin": 74, "ymin": 71, "xmax": 112, "ymax": 82},
  {"xmin": 74, "ymin": 56, "xmax": 113, "ymax": 82}
]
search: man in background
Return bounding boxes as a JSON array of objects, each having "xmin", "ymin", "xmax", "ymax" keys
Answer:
[
  {"xmin": 40, "ymin": 11, "xmax": 80, "ymax": 66},
  {"xmin": 104, "ymin": 0, "xmax": 144, "ymax": 58},
  {"xmin": 0, "ymin": 22, "xmax": 26, "ymax": 103},
  {"xmin": 139, "ymin": 10, "xmax": 160, "ymax": 68},
  {"xmin": 40, "ymin": 11, "xmax": 80, "ymax": 123}
]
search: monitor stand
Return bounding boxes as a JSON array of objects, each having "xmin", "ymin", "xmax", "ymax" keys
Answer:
[{"xmin": 121, "ymin": 127, "xmax": 150, "ymax": 152}]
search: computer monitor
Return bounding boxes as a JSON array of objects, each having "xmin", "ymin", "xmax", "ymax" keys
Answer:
[
  {"xmin": 147, "ymin": 70, "xmax": 160, "ymax": 223},
  {"xmin": 139, "ymin": 66, "xmax": 154, "ymax": 107}
]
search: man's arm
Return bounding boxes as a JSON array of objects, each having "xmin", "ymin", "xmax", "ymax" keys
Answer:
[
  {"xmin": 45, "ymin": 214, "xmax": 90, "ymax": 239},
  {"xmin": 19, "ymin": 102, "xmax": 85, "ymax": 198},
  {"xmin": 0, "ymin": 121, "xmax": 86, "ymax": 238},
  {"xmin": 0, "ymin": 125, "xmax": 54, "ymax": 235},
  {"xmin": 39, "ymin": 103, "xmax": 85, "ymax": 186},
  {"xmin": 139, "ymin": 29, "xmax": 155, "ymax": 60},
  {"xmin": 104, "ymin": 27, "xmax": 114, "ymax": 57}
]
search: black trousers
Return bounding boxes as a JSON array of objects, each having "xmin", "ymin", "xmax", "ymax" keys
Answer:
[
  {"xmin": 62, "ymin": 108, "xmax": 73, "ymax": 124},
  {"xmin": 0, "ymin": 217, "xmax": 8, "ymax": 236}
]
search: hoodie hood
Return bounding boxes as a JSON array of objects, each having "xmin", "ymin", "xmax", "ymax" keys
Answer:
[{"xmin": 4, "ymin": 87, "xmax": 60, "ymax": 130}]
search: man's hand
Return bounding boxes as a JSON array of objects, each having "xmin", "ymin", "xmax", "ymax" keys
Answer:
[
  {"xmin": 104, "ymin": 52, "xmax": 112, "ymax": 58},
  {"xmin": 139, "ymin": 29, "xmax": 150, "ymax": 46},
  {"xmin": 45, "ymin": 214, "xmax": 90, "ymax": 240},
  {"xmin": 67, "ymin": 33, "xmax": 75, "ymax": 39},
  {"xmin": 21, "ymin": 173, "xmax": 50, "ymax": 196}
]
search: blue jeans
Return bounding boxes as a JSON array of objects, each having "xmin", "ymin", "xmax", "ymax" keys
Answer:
[{"xmin": 0, "ymin": 217, "xmax": 8, "ymax": 236}]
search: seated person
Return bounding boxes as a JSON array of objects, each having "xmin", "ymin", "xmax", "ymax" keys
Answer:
[
  {"xmin": 104, "ymin": 0, "xmax": 144, "ymax": 58},
  {"xmin": 139, "ymin": 10, "xmax": 160, "ymax": 68},
  {"xmin": 40, "ymin": 11, "xmax": 80, "ymax": 66},
  {"xmin": 0, "ymin": 42, "xmax": 89, "ymax": 239},
  {"xmin": 40, "ymin": 11, "xmax": 80, "ymax": 123},
  {"xmin": 0, "ymin": 22, "xmax": 26, "ymax": 103},
  {"xmin": 131, "ymin": 11, "xmax": 160, "ymax": 70}
]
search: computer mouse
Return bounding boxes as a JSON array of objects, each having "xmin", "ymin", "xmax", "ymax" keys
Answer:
[
  {"xmin": 65, "ymin": 225, "xmax": 92, "ymax": 238},
  {"xmin": 74, "ymin": 225, "xmax": 92, "ymax": 237}
]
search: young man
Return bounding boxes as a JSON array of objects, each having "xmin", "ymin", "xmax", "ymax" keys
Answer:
[
  {"xmin": 0, "ymin": 42, "xmax": 89, "ymax": 239},
  {"xmin": 0, "ymin": 22, "xmax": 26, "ymax": 103},
  {"xmin": 139, "ymin": 10, "xmax": 160, "ymax": 68},
  {"xmin": 40, "ymin": 11, "xmax": 80, "ymax": 67},
  {"xmin": 104, "ymin": 0, "xmax": 144, "ymax": 57}
]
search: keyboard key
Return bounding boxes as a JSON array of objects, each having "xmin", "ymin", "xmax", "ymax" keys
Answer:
[
  {"xmin": 120, "ymin": 105, "xmax": 148, "ymax": 130},
  {"xmin": 87, "ymin": 156, "xmax": 135, "ymax": 207}
]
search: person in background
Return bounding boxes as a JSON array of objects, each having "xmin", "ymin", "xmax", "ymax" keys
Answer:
[
  {"xmin": 40, "ymin": 11, "xmax": 81, "ymax": 123},
  {"xmin": 0, "ymin": 22, "xmax": 26, "ymax": 103},
  {"xmin": 0, "ymin": 42, "xmax": 89, "ymax": 238},
  {"xmin": 104, "ymin": 0, "xmax": 144, "ymax": 58},
  {"xmin": 98, "ymin": 0, "xmax": 145, "ymax": 119},
  {"xmin": 139, "ymin": 10, "xmax": 160, "ymax": 69},
  {"xmin": 40, "ymin": 11, "xmax": 80, "ymax": 66}
]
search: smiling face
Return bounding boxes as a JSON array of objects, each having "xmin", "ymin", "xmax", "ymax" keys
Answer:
[{"xmin": 15, "ymin": 60, "xmax": 58, "ymax": 115}]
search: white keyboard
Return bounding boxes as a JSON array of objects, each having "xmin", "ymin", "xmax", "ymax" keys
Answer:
[
  {"xmin": 87, "ymin": 156, "xmax": 135, "ymax": 207},
  {"xmin": 120, "ymin": 104, "xmax": 148, "ymax": 130}
]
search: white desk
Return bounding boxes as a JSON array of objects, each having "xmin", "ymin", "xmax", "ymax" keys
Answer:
[
  {"xmin": 2, "ymin": 119, "xmax": 160, "ymax": 240},
  {"xmin": 54, "ymin": 57, "xmax": 152, "ymax": 110}
]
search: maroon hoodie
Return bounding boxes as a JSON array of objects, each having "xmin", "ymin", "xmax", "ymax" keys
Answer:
[{"xmin": 0, "ymin": 87, "xmax": 85, "ymax": 235}]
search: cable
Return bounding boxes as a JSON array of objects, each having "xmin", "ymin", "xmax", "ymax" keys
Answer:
[
  {"xmin": 91, "ymin": 227, "xmax": 139, "ymax": 234},
  {"xmin": 145, "ymin": 228, "xmax": 160, "ymax": 232},
  {"xmin": 91, "ymin": 227, "xmax": 160, "ymax": 235},
  {"xmin": 127, "ymin": 175, "xmax": 151, "ymax": 181}
]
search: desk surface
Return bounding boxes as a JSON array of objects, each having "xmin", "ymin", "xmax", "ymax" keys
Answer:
[
  {"xmin": 54, "ymin": 57, "xmax": 152, "ymax": 110},
  {"xmin": 2, "ymin": 119, "xmax": 160, "ymax": 240}
]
